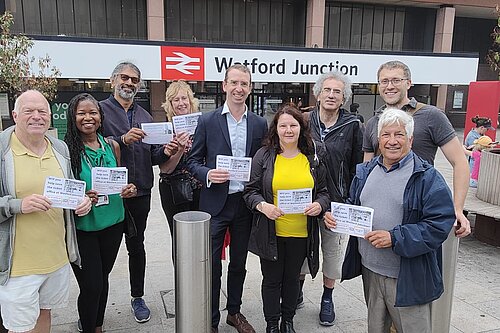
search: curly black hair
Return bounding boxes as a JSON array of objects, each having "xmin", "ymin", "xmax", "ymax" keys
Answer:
[
  {"xmin": 64, "ymin": 93, "xmax": 103, "ymax": 176},
  {"xmin": 265, "ymin": 103, "xmax": 314, "ymax": 155}
]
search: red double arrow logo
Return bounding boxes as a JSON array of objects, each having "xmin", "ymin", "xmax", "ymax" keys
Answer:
[{"xmin": 161, "ymin": 46, "xmax": 204, "ymax": 81}]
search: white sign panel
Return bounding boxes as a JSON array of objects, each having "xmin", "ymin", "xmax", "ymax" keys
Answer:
[{"xmin": 29, "ymin": 40, "xmax": 479, "ymax": 85}]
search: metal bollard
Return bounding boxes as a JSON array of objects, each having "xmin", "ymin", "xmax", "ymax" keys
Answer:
[
  {"xmin": 174, "ymin": 211, "xmax": 212, "ymax": 333},
  {"xmin": 431, "ymin": 229, "xmax": 460, "ymax": 332}
]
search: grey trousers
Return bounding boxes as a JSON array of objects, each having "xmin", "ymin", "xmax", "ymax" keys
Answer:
[{"xmin": 362, "ymin": 266, "xmax": 432, "ymax": 333}]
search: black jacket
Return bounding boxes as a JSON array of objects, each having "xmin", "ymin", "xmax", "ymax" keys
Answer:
[
  {"xmin": 242, "ymin": 144, "xmax": 330, "ymax": 278},
  {"xmin": 306, "ymin": 107, "xmax": 363, "ymax": 202}
]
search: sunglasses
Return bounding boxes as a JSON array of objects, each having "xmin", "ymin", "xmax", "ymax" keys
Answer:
[{"xmin": 119, "ymin": 74, "xmax": 140, "ymax": 84}]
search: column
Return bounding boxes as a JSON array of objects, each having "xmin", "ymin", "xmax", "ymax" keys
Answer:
[
  {"xmin": 433, "ymin": 6, "xmax": 456, "ymax": 111},
  {"xmin": 146, "ymin": 0, "xmax": 165, "ymax": 120},
  {"xmin": 305, "ymin": 0, "xmax": 326, "ymax": 105}
]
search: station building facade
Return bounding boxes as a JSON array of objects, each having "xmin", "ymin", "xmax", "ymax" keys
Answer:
[{"xmin": 1, "ymin": 0, "xmax": 498, "ymax": 131}]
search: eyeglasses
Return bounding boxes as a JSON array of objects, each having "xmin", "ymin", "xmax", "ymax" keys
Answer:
[
  {"xmin": 321, "ymin": 87, "xmax": 343, "ymax": 96},
  {"xmin": 378, "ymin": 78, "xmax": 408, "ymax": 87},
  {"xmin": 119, "ymin": 74, "xmax": 140, "ymax": 84}
]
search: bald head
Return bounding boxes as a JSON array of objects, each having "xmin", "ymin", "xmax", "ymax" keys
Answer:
[{"xmin": 13, "ymin": 90, "xmax": 50, "ymax": 115}]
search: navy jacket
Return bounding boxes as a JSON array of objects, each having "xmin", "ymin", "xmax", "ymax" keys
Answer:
[
  {"xmin": 100, "ymin": 96, "xmax": 168, "ymax": 196},
  {"xmin": 342, "ymin": 153, "xmax": 455, "ymax": 307},
  {"xmin": 242, "ymin": 144, "xmax": 330, "ymax": 278},
  {"xmin": 187, "ymin": 107, "xmax": 268, "ymax": 217}
]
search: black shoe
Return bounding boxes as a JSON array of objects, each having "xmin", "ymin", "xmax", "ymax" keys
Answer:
[
  {"xmin": 319, "ymin": 297, "xmax": 335, "ymax": 326},
  {"xmin": 266, "ymin": 321, "xmax": 279, "ymax": 333},
  {"xmin": 280, "ymin": 320, "xmax": 296, "ymax": 333}
]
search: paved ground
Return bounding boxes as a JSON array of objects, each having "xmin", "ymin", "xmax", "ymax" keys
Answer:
[{"xmin": 51, "ymin": 129, "xmax": 500, "ymax": 333}]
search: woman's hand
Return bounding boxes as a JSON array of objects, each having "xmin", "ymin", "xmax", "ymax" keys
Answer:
[
  {"xmin": 121, "ymin": 183, "xmax": 137, "ymax": 198},
  {"xmin": 324, "ymin": 211, "xmax": 337, "ymax": 229},
  {"xmin": 261, "ymin": 202, "xmax": 285, "ymax": 220},
  {"xmin": 86, "ymin": 190, "xmax": 99, "ymax": 205},
  {"xmin": 304, "ymin": 202, "xmax": 322, "ymax": 216},
  {"xmin": 174, "ymin": 132, "xmax": 191, "ymax": 152},
  {"xmin": 75, "ymin": 195, "xmax": 93, "ymax": 217}
]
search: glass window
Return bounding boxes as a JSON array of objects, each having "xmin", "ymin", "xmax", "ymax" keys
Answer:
[
  {"xmin": 106, "ymin": 1, "xmax": 121, "ymax": 38},
  {"xmin": 233, "ymin": 0, "xmax": 245, "ymax": 43},
  {"xmin": 90, "ymin": 0, "xmax": 107, "ymax": 37},
  {"xmin": 339, "ymin": 5, "xmax": 351, "ymax": 48},
  {"xmin": 382, "ymin": 7, "xmax": 394, "ymax": 50},
  {"xmin": 220, "ymin": 0, "xmax": 233, "ymax": 42},
  {"xmin": 372, "ymin": 7, "xmax": 384, "ymax": 50},
  {"xmin": 207, "ymin": 0, "xmax": 220, "ymax": 41},
  {"xmin": 74, "ymin": 0, "xmax": 91, "ymax": 36},
  {"xmin": 269, "ymin": 0, "xmax": 282, "ymax": 45},
  {"xmin": 361, "ymin": 5, "xmax": 374, "ymax": 50},
  {"xmin": 350, "ymin": 5, "xmax": 362, "ymax": 49},
  {"xmin": 57, "ymin": 0, "xmax": 75, "ymax": 35},
  {"xmin": 165, "ymin": 0, "xmax": 180, "ymax": 40},
  {"xmin": 246, "ymin": 1, "xmax": 258, "ymax": 43},
  {"xmin": 136, "ymin": 0, "xmax": 147, "ymax": 38},
  {"xmin": 180, "ymin": 0, "xmax": 194, "ymax": 41},
  {"xmin": 325, "ymin": 5, "xmax": 340, "ymax": 48},
  {"xmin": 40, "ymin": 0, "xmax": 58, "ymax": 35},
  {"xmin": 258, "ymin": 0, "xmax": 271, "ymax": 44},
  {"xmin": 22, "ymin": 0, "xmax": 42, "ymax": 34},
  {"xmin": 393, "ymin": 9, "xmax": 405, "ymax": 51},
  {"xmin": 122, "ymin": 0, "xmax": 139, "ymax": 38}
]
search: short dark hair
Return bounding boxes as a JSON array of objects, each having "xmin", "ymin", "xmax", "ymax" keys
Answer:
[{"xmin": 265, "ymin": 103, "xmax": 314, "ymax": 155}]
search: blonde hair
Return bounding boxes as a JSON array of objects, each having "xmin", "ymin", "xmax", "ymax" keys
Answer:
[{"xmin": 161, "ymin": 81, "xmax": 199, "ymax": 121}]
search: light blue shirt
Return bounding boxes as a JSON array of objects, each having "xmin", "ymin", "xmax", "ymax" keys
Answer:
[{"xmin": 222, "ymin": 103, "xmax": 248, "ymax": 194}]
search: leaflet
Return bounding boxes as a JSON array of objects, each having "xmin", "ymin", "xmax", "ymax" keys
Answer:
[
  {"xmin": 330, "ymin": 202, "xmax": 374, "ymax": 237},
  {"xmin": 172, "ymin": 112, "xmax": 201, "ymax": 135},
  {"xmin": 215, "ymin": 155, "xmax": 252, "ymax": 182},
  {"xmin": 43, "ymin": 176, "xmax": 86, "ymax": 210},
  {"xmin": 277, "ymin": 188, "xmax": 312, "ymax": 214},
  {"xmin": 91, "ymin": 167, "xmax": 128, "ymax": 195},
  {"xmin": 141, "ymin": 122, "xmax": 173, "ymax": 144}
]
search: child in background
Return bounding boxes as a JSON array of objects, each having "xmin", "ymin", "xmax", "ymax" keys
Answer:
[
  {"xmin": 463, "ymin": 136, "xmax": 493, "ymax": 188},
  {"xmin": 464, "ymin": 116, "xmax": 494, "ymax": 171}
]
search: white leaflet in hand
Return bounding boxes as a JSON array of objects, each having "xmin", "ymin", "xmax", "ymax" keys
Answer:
[
  {"xmin": 141, "ymin": 122, "xmax": 173, "ymax": 144},
  {"xmin": 91, "ymin": 167, "xmax": 128, "ymax": 195},
  {"xmin": 43, "ymin": 176, "xmax": 86, "ymax": 210},
  {"xmin": 172, "ymin": 112, "xmax": 201, "ymax": 135},
  {"xmin": 215, "ymin": 155, "xmax": 252, "ymax": 181},
  {"xmin": 277, "ymin": 188, "xmax": 312, "ymax": 214},
  {"xmin": 330, "ymin": 202, "xmax": 373, "ymax": 237}
]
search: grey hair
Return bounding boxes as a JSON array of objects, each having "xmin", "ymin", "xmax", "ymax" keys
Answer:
[
  {"xmin": 378, "ymin": 108, "xmax": 414, "ymax": 138},
  {"xmin": 377, "ymin": 61, "xmax": 412, "ymax": 81},
  {"xmin": 111, "ymin": 62, "xmax": 141, "ymax": 81},
  {"xmin": 13, "ymin": 90, "xmax": 50, "ymax": 114},
  {"xmin": 312, "ymin": 71, "xmax": 352, "ymax": 103}
]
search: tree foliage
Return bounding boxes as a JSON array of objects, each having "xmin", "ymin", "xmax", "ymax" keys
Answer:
[
  {"xmin": 486, "ymin": 5, "xmax": 500, "ymax": 78},
  {"xmin": 0, "ymin": 11, "xmax": 60, "ymax": 101}
]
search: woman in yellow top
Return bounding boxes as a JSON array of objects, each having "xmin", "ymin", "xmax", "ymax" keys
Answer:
[{"xmin": 243, "ymin": 104, "xmax": 330, "ymax": 333}]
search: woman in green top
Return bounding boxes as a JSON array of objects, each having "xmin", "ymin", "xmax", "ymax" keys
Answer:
[{"xmin": 65, "ymin": 93, "xmax": 137, "ymax": 333}]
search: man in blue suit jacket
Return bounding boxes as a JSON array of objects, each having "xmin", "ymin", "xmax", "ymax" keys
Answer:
[{"xmin": 188, "ymin": 64, "xmax": 268, "ymax": 333}]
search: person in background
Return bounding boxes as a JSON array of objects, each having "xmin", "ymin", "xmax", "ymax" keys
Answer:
[
  {"xmin": 0, "ymin": 90, "xmax": 91, "ymax": 333},
  {"xmin": 187, "ymin": 64, "xmax": 268, "ymax": 333},
  {"xmin": 100, "ymin": 62, "xmax": 177, "ymax": 323},
  {"xmin": 244, "ymin": 104, "xmax": 330, "ymax": 333},
  {"xmin": 339, "ymin": 108, "xmax": 455, "ymax": 333},
  {"xmin": 349, "ymin": 102, "xmax": 365, "ymax": 124},
  {"xmin": 463, "ymin": 135, "xmax": 494, "ymax": 188},
  {"xmin": 464, "ymin": 116, "xmax": 494, "ymax": 171},
  {"xmin": 159, "ymin": 81, "xmax": 202, "ymax": 256},
  {"xmin": 65, "ymin": 93, "xmax": 138, "ymax": 333}
]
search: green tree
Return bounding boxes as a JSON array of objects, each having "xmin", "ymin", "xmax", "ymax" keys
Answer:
[
  {"xmin": 0, "ymin": 11, "xmax": 60, "ymax": 101},
  {"xmin": 486, "ymin": 5, "xmax": 500, "ymax": 79}
]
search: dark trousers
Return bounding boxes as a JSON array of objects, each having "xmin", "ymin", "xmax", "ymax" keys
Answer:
[
  {"xmin": 71, "ymin": 222, "xmax": 123, "ymax": 333},
  {"xmin": 124, "ymin": 195, "xmax": 151, "ymax": 298},
  {"xmin": 211, "ymin": 193, "xmax": 252, "ymax": 327},
  {"xmin": 260, "ymin": 237, "xmax": 307, "ymax": 323},
  {"xmin": 158, "ymin": 179, "xmax": 200, "ymax": 261}
]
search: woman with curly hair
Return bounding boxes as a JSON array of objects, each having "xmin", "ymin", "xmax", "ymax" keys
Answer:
[{"xmin": 65, "ymin": 93, "xmax": 137, "ymax": 333}]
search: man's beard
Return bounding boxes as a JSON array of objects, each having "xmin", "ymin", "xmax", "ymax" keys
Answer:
[{"xmin": 115, "ymin": 85, "xmax": 137, "ymax": 100}]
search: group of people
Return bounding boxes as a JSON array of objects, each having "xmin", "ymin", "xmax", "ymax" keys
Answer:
[{"xmin": 0, "ymin": 59, "xmax": 474, "ymax": 333}]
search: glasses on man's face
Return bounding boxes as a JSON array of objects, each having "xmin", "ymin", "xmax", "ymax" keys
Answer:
[
  {"xmin": 119, "ymin": 74, "xmax": 140, "ymax": 84},
  {"xmin": 321, "ymin": 87, "xmax": 343, "ymax": 96},
  {"xmin": 378, "ymin": 78, "xmax": 408, "ymax": 87}
]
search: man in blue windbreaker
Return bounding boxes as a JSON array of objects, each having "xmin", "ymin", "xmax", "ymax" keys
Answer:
[{"xmin": 326, "ymin": 108, "xmax": 455, "ymax": 333}]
